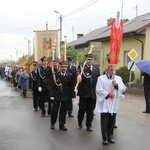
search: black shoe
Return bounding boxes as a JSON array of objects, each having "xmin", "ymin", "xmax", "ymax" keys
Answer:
[
  {"xmin": 102, "ymin": 140, "xmax": 108, "ymax": 145},
  {"xmin": 87, "ymin": 126, "xmax": 93, "ymax": 132},
  {"xmin": 78, "ymin": 123, "xmax": 83, "ymax": 128},
  {"xmin": 68, "ymin": 113, "xmax": 74, "ymax": 117},
  {"xmin": 59, "ymin": 125, "xmax": 68, "ymax": 131},
  {"xmin": 51, "ymin": 124, "xmax": 55, "ymax": 129},
  {"xmin": 41, "ymin": 113, "xmax": 45, "ymax": 117},
  {"xmin": 143, "ymin": 110, "xmax": 150, "ymax": 113},
  {"xmin": 108, "ymin": 138, "xmax": 115, "ymax": 144},
  {"xmin": 34, "ymin": 108, "xmax": 38, "ymax": 111},
  {"xmin": 114, "ymin": 125, "xmax": 117, "ymax": 128}
]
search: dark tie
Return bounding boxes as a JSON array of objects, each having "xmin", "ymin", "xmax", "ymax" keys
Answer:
[{"xmin": 89, "ymin": 66, "xmax": 92, "ymax": 74}]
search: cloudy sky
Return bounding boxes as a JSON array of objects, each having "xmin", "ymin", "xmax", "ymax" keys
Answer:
[{"xmin": 0, "ymin": 0, "xmax": 150, "ymax": 62}]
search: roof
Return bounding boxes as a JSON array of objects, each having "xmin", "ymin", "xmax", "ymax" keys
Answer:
[{"xmin": 67, "ymin": 12, "xmax": 150, "ymax": 47}]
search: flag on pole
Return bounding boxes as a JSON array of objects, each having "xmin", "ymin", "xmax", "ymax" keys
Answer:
[
  {"xmin": 61, "ymin": 50, "xmax": 65, "ymax": 61},
  {"xmin": 110, "ymin": 12, "xmax": 123, "ymax": 64},
  {"xmin": 61, "ymin": 36, "xmax": 67, "ymax": 61}
]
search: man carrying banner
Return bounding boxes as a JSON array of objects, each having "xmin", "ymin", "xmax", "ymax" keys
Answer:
[
  {"xmin": 95, "ymin": 11, "xmax": 125, "ymax": 145},
  {"xmin": 77, "ymin": 54, "xmax": 100, "ymax": 131},
  {"xmin": 95, "ymin": 64, "xmax": 126, "ymax": 145}
]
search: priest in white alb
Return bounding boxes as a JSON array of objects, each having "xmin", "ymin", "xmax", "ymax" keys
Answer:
[{"xmin": 95, "ymin": 64, "xmax": 126, "ymax": 145}]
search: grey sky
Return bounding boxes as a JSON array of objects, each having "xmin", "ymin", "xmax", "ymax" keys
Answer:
[{"xmin": 0, "ymin": 0, "xmax": 150, "ymax": 62}]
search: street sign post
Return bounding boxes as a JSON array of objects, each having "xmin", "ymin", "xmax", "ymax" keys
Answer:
[
  {"xmin": 127, "ymin": 61, "xmax": 136, "ymax": 71},
  {"xmin": 127, "ymin": 48, "xmax": 138, "ymax": 86},
  {"xmin": 127, "ymin": 48, "xmax": 138, "ymax": 61}
]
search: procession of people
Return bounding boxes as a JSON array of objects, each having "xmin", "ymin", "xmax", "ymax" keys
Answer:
[{"xmin": 0, "ymin": 53, "xmax": 128, "ymax": 146}]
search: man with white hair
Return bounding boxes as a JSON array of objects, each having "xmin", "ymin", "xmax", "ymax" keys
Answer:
[{"xmin": 95, "ymin": 64, "xmax": 126, "ymax": 145}]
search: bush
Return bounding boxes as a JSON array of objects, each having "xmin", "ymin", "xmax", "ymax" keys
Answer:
[{"xmin": 118, "ymin": 66, "xmax": 135, "ymax": 84}]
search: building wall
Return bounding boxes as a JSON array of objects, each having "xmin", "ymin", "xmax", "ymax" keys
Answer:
[{"xmin": 144, "ymin": 26, "xmax": 150, "ymax": 60}]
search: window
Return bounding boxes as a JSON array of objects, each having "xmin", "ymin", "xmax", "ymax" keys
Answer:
[{"xmin": 124, "ymin": 50, "xmax": 131, "ymax": 65}]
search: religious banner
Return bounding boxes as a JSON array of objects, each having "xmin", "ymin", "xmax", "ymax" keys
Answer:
[
  {"xmin": 43, "ymin": 38, "xmax": 52, "ymax": 51},
  {"xmin": 110, "ymin": 12, "xmax": 123, "ymax": 64}
]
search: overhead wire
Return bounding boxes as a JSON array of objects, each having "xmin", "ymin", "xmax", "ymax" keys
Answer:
[
  {"xmin": 64, "ymin": 0, "xmax": 99, "ymax": 18},
  {"xmin": 0, "ymin": 19, "xmax": 58, "ymax": 34}
]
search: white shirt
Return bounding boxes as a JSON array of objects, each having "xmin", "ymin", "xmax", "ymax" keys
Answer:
[{"xmin": 95, "ymin": 74, "xmax": 126, "ymax": 113}]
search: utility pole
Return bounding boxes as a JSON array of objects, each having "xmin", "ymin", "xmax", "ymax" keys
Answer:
[
  {"xmin": 121, "ymin": 2, "xmax": 123, "ymax": 19},
  {"xmin": 135, "ymin": 4, "xmax": 138, "ymax": 17},
  {"xmin": 16, "ymin": 49, "xmax": 18, "ymax": 62},
  {"xmin": 24, "ymin": 38, "xmax": 31, "ymax": 59},
  {"xmin": 72, "ymin": 26, "xmax": 74, "ymax": 41},
  {"xmin": 54, "ymin": 10, "xmax": 62, "ymax": 46},
  {"xmin": 60, "ymin": 14, "xmax": 62, "ymax": 45},
  {"xmin": 46, "ymin": 21, "xmax": 48, "ymax": 30}
]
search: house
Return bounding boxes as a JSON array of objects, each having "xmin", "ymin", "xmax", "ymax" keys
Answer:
[{"xmin": 67, "ymin": 12, "xmax": 150, "ymax": 83}]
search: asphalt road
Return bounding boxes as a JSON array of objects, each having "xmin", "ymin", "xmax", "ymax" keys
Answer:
[{"xmin": 0, "ymin": 79, "xmax": 150, "ymax": 150}]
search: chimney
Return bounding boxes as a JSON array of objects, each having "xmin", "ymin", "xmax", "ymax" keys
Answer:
[
  {"xmin": 77, "ymin": 34, "xmax": 84, "ymax": 39},
  {"xmin": 107, "ymin": 17, "xmax": 113, "ymax": 26}
]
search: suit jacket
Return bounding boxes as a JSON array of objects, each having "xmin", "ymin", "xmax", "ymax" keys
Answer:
[
  {"xmin": 37, "ymin": 66, "xmax": 52, "ymax": 91},
  {"xmin": 29, "ymin": 70, "xmax": 38, "ymax": 91},
  {"xmin": 50, "ymin": 71, "xmax": 74, "ymax": 101},
  {"xmin": 77, "ymin": 64, "xmax": 100, "ymax": 99}
]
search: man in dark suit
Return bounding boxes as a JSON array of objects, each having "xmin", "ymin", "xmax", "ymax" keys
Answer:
[
  {"xmin": 37, "ymin": 56, "xmax": 52, "ymax": 117},
  {"xmin": 50, "ymin": 61, "xmax": 74, "ymax": 131},
  {"xmin": 142, "ymin": 72, "xmax": 150, "ymax": 113},
  {"xmin": 67, "ymin": 56, "xmax": 76, "ymax": 117},
  {"xmin": 77, "ymin": 54, "xmax": 100, "ymax": 131},
  {"xmin": 29, "ymin": 62, "xmax": 40, "ymax": 111}
]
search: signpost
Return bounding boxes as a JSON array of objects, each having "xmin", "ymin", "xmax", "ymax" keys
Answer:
[
  {"xmin": 127, "ymin": 48, "xmax": 138, "ymax": 86},
  {"xmin": 127, "ymin": 48, "xmax": 138, "ymax": 60}
]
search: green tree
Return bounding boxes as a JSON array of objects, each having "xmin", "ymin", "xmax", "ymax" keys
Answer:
[
  {"xmin": 66, "ymin": 46, "xmax": 78, "ymax": 62},
  {"xmin": 118, "ymin": 66, "xmax": 135, "ymax": 84},
  {"xmin": 78, "ymin": 47, "xmax": 98, "ymax": 64}
]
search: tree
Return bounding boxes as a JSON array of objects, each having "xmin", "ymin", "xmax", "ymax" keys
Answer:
[
  {"xmin": 118, "ymin": 66, "xmax": 135, "ymax": 84},
  {"xmin": 66, "ymin": 46, "xmax": 78, "ymax": 62},
  {"xmin": 78, "ymin": 47, "xmax": 98, "ymax": 64}
]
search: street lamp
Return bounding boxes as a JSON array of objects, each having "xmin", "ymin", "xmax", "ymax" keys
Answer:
[
  {"xmin": 54, "ymin": 10, "xmax": 62, "ymax": 46},
  {"xmin": 15, "ymin": 48, "xmax": 18, "ymax": 62},
  {"xmin": 24, "ymin": 38, "xmax": 31, "ymax": 59}
]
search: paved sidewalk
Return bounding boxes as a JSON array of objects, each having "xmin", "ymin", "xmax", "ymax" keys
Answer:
[
  {"xmin": 0, "ymin": 79, "xmax": 150, "ymax": 150},
  {"xmin": 118, "ymin": 94, "xmax": 150, "ymax": 127}
]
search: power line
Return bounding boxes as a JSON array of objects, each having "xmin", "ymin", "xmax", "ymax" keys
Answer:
[
  {"xmin": 64, "ymin": 0, "xmax": 99, "ymax": 18},
  {"xmin": 49, "ymin": 19, "xmax": 59, "ymax": 30},
  {"xmin": 0, "ymin": 0, "xmax": 99, "ymax": 34},
  {"xmin": 0, "ymin": 20, "xmax": 57, "ymax": 34}
]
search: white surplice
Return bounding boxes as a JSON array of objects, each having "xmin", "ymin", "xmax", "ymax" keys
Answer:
[{"xmin": 95, "ymin": 74, "xmax": 126, "ymax": 114}]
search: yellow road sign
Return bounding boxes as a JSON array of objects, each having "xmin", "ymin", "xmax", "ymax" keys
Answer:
[{"xmin": 127, "ymin": 48, "xmax": 138, "ymax": 60}]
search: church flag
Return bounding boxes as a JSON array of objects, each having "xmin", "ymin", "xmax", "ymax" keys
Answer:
[{"xmin": 110, "ymin": 14, "xmax": 123, "ymax": 64}]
